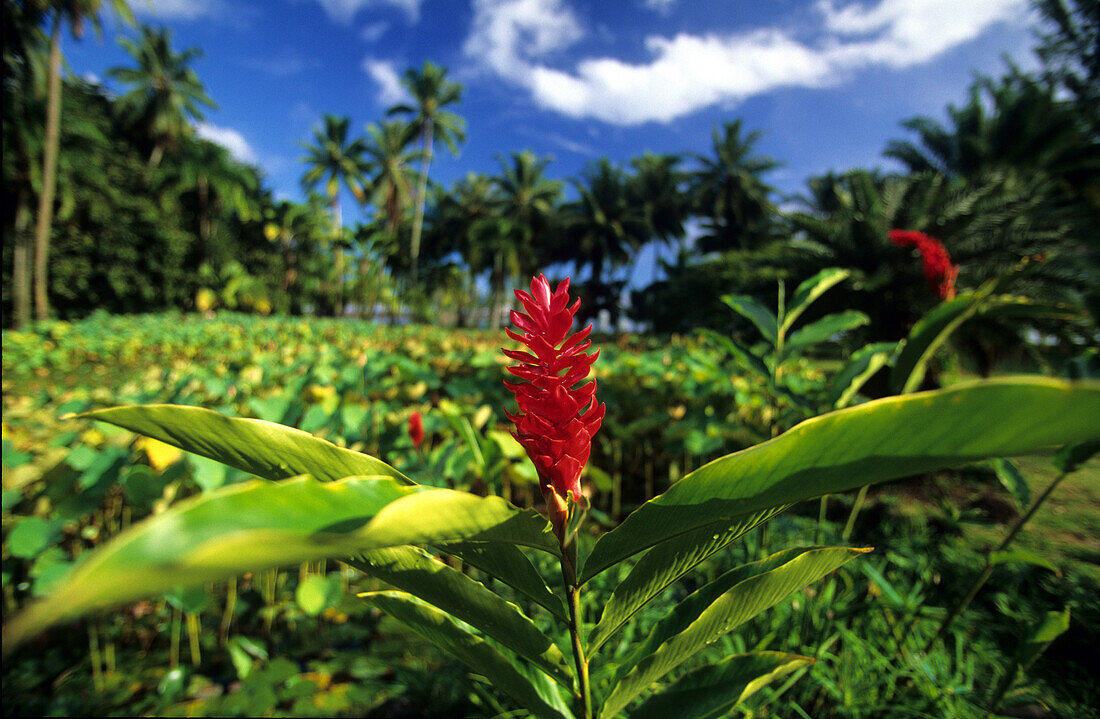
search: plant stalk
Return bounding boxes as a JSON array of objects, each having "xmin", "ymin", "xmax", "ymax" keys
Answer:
[
  {"xmin": 923, "ymin": 470, "xmax": 1068, "ymax": 653},
  {"xmin": 560, "ymin": 539, "xmax": 592, "ymax": 719}
]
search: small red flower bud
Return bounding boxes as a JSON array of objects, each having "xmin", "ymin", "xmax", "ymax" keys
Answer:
[
  {"xmin": 889, "ymin": 229, "xmax": 958, "ymax": 300},
  {"xmin": 503, "ymin": 275, "xmax": 604, "ymax": 518},
  {"xmin": 408, "ymin": 411, "xmax": 425, "ymax": 449}
]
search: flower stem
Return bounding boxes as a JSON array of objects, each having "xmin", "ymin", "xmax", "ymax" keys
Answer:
[{"xmin": 560, "ymin": 539, "xmax": 592, "ymax": 719}]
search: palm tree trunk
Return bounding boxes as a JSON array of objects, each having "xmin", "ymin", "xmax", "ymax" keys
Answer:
[
  {"xmin": 32, "ymin": 11, "xmax": 63, "ymax": 322},
  {"xmin": 410, "ymin": 118, "xmax": 434, "ymax": 287},
  {"xmin": 13, "ymin": 183, "xmax": 33, "ymax": 328},
  {"xmin": 331, "ymin": 194, "xmax": 344, "ymax": 317}
]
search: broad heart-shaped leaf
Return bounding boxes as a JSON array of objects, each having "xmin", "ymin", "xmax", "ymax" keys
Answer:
[
  {"xmin": 581, "ymin": 378, "xmax": 1100, "ymax": 583},
  {"xmin": 781, "ymin": 267, "xmax": 851, "ymax": 334},
  {"xmin": 345, "ymin": 546, "xmax": 572, "ymax": 686},
  {"xmin": 721, "ymin": 294, "xmax": 778, "ymax": 345},
  {"xmin": 628, "ymin": 651, "xmax": 813, "ymax": 719},
  {"xmin": 600, "ymin": 547, "xmax": 868, "ymax": 718},
  {"xmin": 586, "ymin": 507, "xmax": 786, "ymax": 655},
  {"xmin": 74, "ymin": 404, "xmax": 411, "ymax": 484},
  {"xmin": 440, "ymin": 541, "xmax": 567, "ymax": 621},
  {"xmin": 783, "ymin": 310, "xmax": 869, "ymax": 357},
  {"xmin": 3, "ymin": 477, "xmax": 557, "ymax": 656},
  {"xmin": 362, "ymin": 591, "xmax": 574, "ymax": 719}
]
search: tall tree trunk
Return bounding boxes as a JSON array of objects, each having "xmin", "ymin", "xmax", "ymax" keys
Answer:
[
  {"xmin": 410, "ymin": 118, "xmax": 434, "ymax": 287},
  {"xmin": 32, "ymin": 11, "xmax": 63, "ymax": 322},
  {"xmin": 13, "ymin": 184, "xmax": 33, "ymax": 328}
]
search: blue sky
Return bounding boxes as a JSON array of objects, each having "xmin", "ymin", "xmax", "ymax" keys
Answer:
[{"xmin": 68, "ymin": 0, "xmax": 1037, "ymax": 229}]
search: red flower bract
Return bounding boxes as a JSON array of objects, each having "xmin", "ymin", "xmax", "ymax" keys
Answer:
[
  {"xmin": 503, "ymin": 275, "xmax": 604, "ymax": 514},
  {"xmin": 408, "ymin": 411, "xmax": 424, "ymax": 449},
  {"xmin": 889, "ymin": 229, "xmax": 958, "ymax": 300}
]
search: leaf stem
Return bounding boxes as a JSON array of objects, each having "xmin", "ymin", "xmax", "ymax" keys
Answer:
[{"xmin": 560, "ymin": 539, "xmax": 592, "ymax": 719}]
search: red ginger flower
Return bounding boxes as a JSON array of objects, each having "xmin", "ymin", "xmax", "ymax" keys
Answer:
[
  {"xmin": 889, "ymin": 229, "xmax": 958, "ymax": 300},
  {"xmin": 408, "ymin": 411, "xmax": 424, "ymax": 449},
  {"xmin": 503, "ymin": 275, "xmax": 604, "ymax": 523}
]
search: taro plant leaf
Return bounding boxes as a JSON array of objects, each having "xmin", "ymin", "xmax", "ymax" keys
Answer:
[
  {"xmin": 439, "ymin": 541, "xmax": 567, "ymax": 621},
  {"xmin": 3, "ymin": 477, "xmax": 557, "ymax": 655},
  {"xmin": 781, "ymin": 267, "xmax": 851, "ymax": 334},
  {"xmin": 783, "ymin": 310, "xmax": 870, "ymax": 357},
  {"xmin": 824, "ymin": 342, "xmax": 897, "ymax": 409},
  {"xmin": 698, "ymin": 329, "xmax": 770, "ymax": 380},
  {"xmin": 361, "ymin": 591, "xmax": 574, "ymax": 719},
  {"xmin": 586, "ymin": 508, "xmax": 786, "ymax": 654},
  {"xmin": 74, "ymin": 404, "xmax": 411, "ymax": 484},
  {"xmin": 721, "ymin": 294, "xmax": 777, "ymax": 344},
  {"xmin": 346, "ymin": 546, "xmax": 572, "ymax": 686},
  {"xmin": 628, "ymin": 651, "xmax": 813, "ymax": 719},
  {"xmin": 581, "ymin": 378, "xmax": 1100, "ymax": 583},
  {"xmin": 600, "ymin": 546, "xmax": 869, "ymax": 718},
  {"xmin": 992, "ymin": 458, "xmax": 1031, "ymax": 509}
]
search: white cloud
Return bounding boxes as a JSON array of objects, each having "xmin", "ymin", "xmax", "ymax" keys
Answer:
[
  {"xmin": 360, "ymin": 20, "xmax": 390, "ymax": 42},
  {"xmin": 133, "ymin": 0, "xmax": 220, "ymax": 20},
  {"xmin": 241, "ymin": 55, "xmax": 320, "ymax": 77},
  {"xmin": 642, "ymin": 0, "xmax": 678, "ymax": 15},
  {"xmin": 363, "ymin": 58, "xmax": 413, "ymax": 106},
  {"xmin": 465, "ymin": 0, "xmax": 1027, "ymax": 125},
  {"xmin": 195, "ymin": 122, "xmax": 259, "ymax": 164},
  {"xmin": 311, "ymin": 0, "xmax": 422, "ymax": 24}
]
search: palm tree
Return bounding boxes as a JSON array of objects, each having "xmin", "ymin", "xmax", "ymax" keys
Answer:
[
  {"xmin": 690, "ymin": 120, "xmax": 781, "ymax": 252},
  {"xmin": 561, "ymin": 159, "xmax": 650, "ymax": 326},
  {"xmin": 30, "ymin": 0, "xmax": 132, "ymax": 322},
  {"xmin": 301, "ymin": 114, "xmax": 370, "ymax": 315},
  {"xmin": 109, "ymin": 26, "xmax": 214, "ymax": 175},
  {"xmin": 387, "ymin": 61, "xmax": 466, "ymax": 286},
  {"xmin": 490, "ymin": 151, "xmax": 563, "ymax": 327},
  {"xmin": 627, "ymin": 152, "xmax": 688, "ymax": 246},
  {"xmin": 361, "ymin": 120, "xmax": 420, "ymax": 233}
]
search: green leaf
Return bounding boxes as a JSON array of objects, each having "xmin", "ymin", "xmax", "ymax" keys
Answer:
[
  {"xmin": 890, "ymin": 292, "xmax": 990, "ymax": 394},
  {"xmin": 698, "ymin": 329, "xmax": 770, "ymax": 380},
  {"xmin": 586, "ymin": 508, "xmax": 785, "ymax": 654},
  {"xmin": 601, "ymin": 547, "xmax": 867, "ymax": 718},
  {"xmin": 581, "ymin": 378, "xmax": 1100, "ymax": 583},
  {"xmin": 781, "ymin": 268, "xmax": 851, "ymax": 334},
  {"xmin": 991, "ymin": 458, "xmax": 1030, "ymax": 509},
  {"xmin": 75, "ymin": 404, "xmax": 411, "ymax": 485},
  {"xmin": 721, "ymin": 295, "xmax": 778, "ymax": 345},
  {"xmin": 362, "ymin": 591, "xmax": 573, "ymax": 719},
  {"xmin": 440, "ymin": 541, "xmax": 567, "ymax": 621},
  {"xmin": 7, "ymin": 518, "xmax": 63, "ymax": 559},
  {"xmin": 628, "ymin": 651, "xmax": 813, "ymax": 719},
  {"xmin": 783, "ymin": 310, "xmax": 869, "ymax": 357},
  {"xmin": 347, "ymin": 546, "xmax": 572, "ymax": 686},
  {"xmin": 825, "ymin": 342, "xmax": 896, "ymax": 409},
  {"xmin": 1053, "ymin": 440, "xmax": 1100, "ymax": 474},
  {"xmin": 3, "ymin": 477, "xmax": 556, "ymax": 655},
  {"xmin": 296, "ymin": 574, "xmax": 342, "ymax": 616},
  {"xmin": 988, "ymin": 549, "xmax": 1060, "ymax": 576}
]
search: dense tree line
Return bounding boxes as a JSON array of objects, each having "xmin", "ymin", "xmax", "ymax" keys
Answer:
[{"xmin": 4, "ymin": 0, "xmax": 1097, "ymax": 371}]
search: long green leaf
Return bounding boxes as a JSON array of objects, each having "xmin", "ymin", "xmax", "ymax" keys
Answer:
[
  {"xmin": 698, "ymin": 329, "xmax": 770, "ymax": 380},
  {"xmin": 441, "ymin": 541, "xmax": 567, "ymax": 621},
  {"xmin": 586, "ymin": 507, "xmax": 785, "ymax": 655},
  {"xmin": 824, "ymin": 341, "xmax": 897, "ymax": 409},
  {"xmin": 74, "ymin": 404, "xmax": 410, "ymax": 484},
  {"xmin": 4, "ymin": 477, "xmax": 556, "ymax": 655},
  {"xmin": 784, "ymin": 310, "xmax": 869, "ymax": 356},
  {"xmin": 581, "ymin": 378, "xmax": 1100, "ymax": 583},
  {"xmin": 363, "ymin": 591, "xmax": 574, "ymax": 719},
  {"xmin": 781, "ymin": 267, "xmax": 851, "ymax": 334},
  {"xmin": 346, "ymin": 546, "xmax": 571, "ymax": 686},
  {"xmin": 889, "ymin": 290, "xmax": 993, "ymax": 393},
  {"xmin": 600, "ymin": 547, "xmax": 868, "ymax": 718},
  {"xmin": 991, "ymin": 458, "xmax": 1030, "ymax": 509},
  {"xmin": 721, "ymin": 294, "xmax": 778, "ymax": 345},
  {"xmin": 628, "ymin": 651, "xmax": 813, "ymax": 719}
]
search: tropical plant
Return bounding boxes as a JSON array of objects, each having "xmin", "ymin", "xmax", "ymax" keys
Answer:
[
  {"xmin": 361, "ymin": 119, "xmax": 419, "ymax": 233},
  {"xmin": 30, "ymin": 0, "xmax": 133, "ymax": 322},
  {"xmin": 301, "ymin": 114, "xmax": 370, "ymax": 316},
  {"xmin": 109, "ymin": 26, "xmax": 214, "ymax": 174},
  {"xmin": 387, "ymin": 61, "xmax": 465, "ymax": 287},
  {"xmin": 4, "ymin": 276, "xmax": 1098, "ymax": 719}
]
